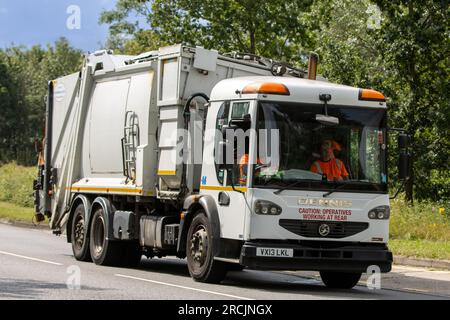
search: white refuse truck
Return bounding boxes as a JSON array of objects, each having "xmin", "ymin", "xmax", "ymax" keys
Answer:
[{"xmin": 33, "ymin": 44, "xmax": 410, "ymax": 288}]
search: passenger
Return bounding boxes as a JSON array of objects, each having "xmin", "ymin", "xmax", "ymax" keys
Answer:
[{"xmin": 310, "ymin": 139, "xmax": 349, "ymax": 182}]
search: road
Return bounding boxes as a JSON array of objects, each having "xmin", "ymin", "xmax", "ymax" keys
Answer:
[{"xmin": 0, "ymin": 223, "xmax": 449, "ymax": 300}]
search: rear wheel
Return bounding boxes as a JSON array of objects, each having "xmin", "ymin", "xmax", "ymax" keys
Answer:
[
  {"xmin": 71, "ymin": 204, "xmax": 91, "ymax": 262},
  {"xmin": 89, "ymin": 208, "xmax": 123, "ymax": 266},
  {"xmin": 320, "ymin": 271, "xmax": 362, "ymax": 289},
  {"xmin": 186, "ymin": 212, "xmax": 227, "ymax": 283}
]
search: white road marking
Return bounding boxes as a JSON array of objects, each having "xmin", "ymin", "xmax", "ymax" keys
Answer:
[
  {"xmin": 0, "ymin": 250, "xmax": 63, "ymax": 266},
  {"xmin": 115, "ymin": 274, "xmax": 254, "ymax": 300}
]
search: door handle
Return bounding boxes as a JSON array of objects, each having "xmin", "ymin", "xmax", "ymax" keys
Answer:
[{"xmin": 218, "ymin": 192, "xmax": 230, "ymax": 206}]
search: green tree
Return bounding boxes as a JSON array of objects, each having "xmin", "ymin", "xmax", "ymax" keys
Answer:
[
  {"xmin": 100, "ymin": 0, "xmax": 314, "ymax": 62},
  {"xmin": 374, "ymin": 0, "xmax": 450, "ymax": 202},
  {"xmin": 0, "ymin": 60, "xmax": 24, "ymax": 163},
  {"xmin": 0, "ymin": 38, "xmax": 83, "ymax": 165},
  {"xmin": 308, "ymin": 0, "xmax": 449, "ymax": 202}
]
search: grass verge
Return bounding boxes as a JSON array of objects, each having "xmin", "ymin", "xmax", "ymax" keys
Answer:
[
  {"xmin": 0, "ymin": 201, "xmax": 34, "ymax": 223},
  {"xmin": 390, "ymin": 199, "xmax": 450, "ymax": 242},
  {"xmin": 389, "ymin": 239, "xmax": 450, "ymax": 261},
  {"xmin": 0, "ymin": 162, "xmax": 36, "ymax": 207}
]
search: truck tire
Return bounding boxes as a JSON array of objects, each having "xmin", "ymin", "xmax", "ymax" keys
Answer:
[
  {"xmin": 71, "ymin": 204, "xmax": 91, "ymax": 262},
  {"xmin": 186, "ymin": 212, "xmax": 227, "ymax": 283},
  {"xmin": 320, "ymin": 271, "xmax": 362, "ymax": 289},
  {"xmin": 89, "ymin": 207, "xmax": 122, "ymax": 266}
]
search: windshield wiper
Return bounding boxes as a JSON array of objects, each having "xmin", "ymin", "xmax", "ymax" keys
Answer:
[
  {"xmin": 322, "ymin": 183, "xmax": 348, "ymax": 198},
  {"xmin": 323, "ymin": 181, "xmax": 378, "ymax": 198},
  {"xmin": 273, "ymin": 179, "xmax": 321, "ymax": 195}
]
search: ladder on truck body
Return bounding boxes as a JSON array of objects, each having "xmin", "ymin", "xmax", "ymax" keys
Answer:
[{"xmin": 122, "ymin": 111, "xmax": 140, "ymax": 182}]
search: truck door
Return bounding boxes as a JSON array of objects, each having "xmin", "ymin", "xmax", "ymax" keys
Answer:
[{"xmin": 216, "ymin": 101, "xmax": 254, "ymax": 241}]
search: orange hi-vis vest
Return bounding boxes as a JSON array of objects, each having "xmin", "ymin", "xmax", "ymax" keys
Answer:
[
  {"xmin": 239, "ymin": 154, "xmax": 262, "ymax": 185},
  {"xmin": 310, "ymin": 158, "xmax": 349, "ymax": 181},
  {"xmin": 239, "ymin": 154, "xmax": 250, "ymax": 185}
]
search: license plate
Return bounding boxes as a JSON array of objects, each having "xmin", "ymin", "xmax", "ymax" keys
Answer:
[{"xmin": 256, "ymin": 247, "xmax": 294, "ymax": 258}]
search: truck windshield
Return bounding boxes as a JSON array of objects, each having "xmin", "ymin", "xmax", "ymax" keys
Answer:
[{"xmin": 253, "ymin": 101, "xmax": 388, "ymax": 193}]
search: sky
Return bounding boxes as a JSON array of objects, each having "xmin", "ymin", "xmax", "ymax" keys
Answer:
[{"xmin": 0, "ymin": 0, "xmax": 119, "ymax": 52}]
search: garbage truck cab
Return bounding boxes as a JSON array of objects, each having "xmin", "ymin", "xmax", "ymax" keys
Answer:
[{"xmin": 188, "ymin": 76, "xmax": 392, "ymax": 287}]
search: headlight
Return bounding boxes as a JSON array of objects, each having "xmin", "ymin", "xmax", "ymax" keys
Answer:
[
  {"xmin": 368, "ymin": 206, "xmax": 390, "ymax": 220},
  {"xmin": 254, "ymin": 200, "xmax": 282, "ymax": 215}
]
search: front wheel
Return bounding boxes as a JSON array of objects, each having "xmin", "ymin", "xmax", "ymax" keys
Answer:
[
  {"xmin": 186, "ymin": 212, "xmax": 227, "ymax": 283},
  {"xmin": 320, "ymin": 271, "xmax": 362, "ymax": 289}
]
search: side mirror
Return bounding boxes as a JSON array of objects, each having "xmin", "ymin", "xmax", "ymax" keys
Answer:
[
  {"xmin": 398, "ymin": 151, "xmax": 411, "ymax": 180},
  {"xmin": 398, "ymin": 133, "xmax": 411, "ymax": 149}
]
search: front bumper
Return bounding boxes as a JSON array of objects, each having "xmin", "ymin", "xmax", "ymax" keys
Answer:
[{"xmin": 240, "ymin": 241, "xmax": 392, "ymax": 273}]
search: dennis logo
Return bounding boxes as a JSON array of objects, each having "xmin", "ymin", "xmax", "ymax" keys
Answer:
[{"xmin": 298, "ymin": 198, "xmax": 352, "ymax": 208}]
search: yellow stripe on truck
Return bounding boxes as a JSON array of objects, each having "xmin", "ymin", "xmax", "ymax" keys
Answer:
[
  {"xmin": 158, "ymin": 171, "xmax": 177, "ymax": 176},
  {"xmin": 69, "ymin": 187, "xmax": 154, "ymax": 196},
  {"xmin": 200, "ymin": 185, "xmax": 248, "ymax": 193}
]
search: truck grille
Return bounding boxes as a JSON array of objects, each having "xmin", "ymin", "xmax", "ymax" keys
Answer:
[{"xmin": 279, "ymin": 220, "xmax": 369, "ymax": 239}]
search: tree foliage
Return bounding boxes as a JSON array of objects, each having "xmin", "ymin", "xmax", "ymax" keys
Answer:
[
  {"xmin": 373, "ymin": 0, "xmax": 450, "ymax": 202},
  {"xmin": 100, "ymin": 0, "xmax": 315, "ymax": 62},
  {"xmin": 305, "ymin": 0, "xmax": 449, "ymax": 202},
  {"xmin": 0, "ymin": 38, "xmax": 83, "ymax": 165}
]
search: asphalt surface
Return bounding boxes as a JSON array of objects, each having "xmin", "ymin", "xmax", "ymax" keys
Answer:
[{"xmin": 0, "ymin": 223, "xmax": 449, "ymax": 300}]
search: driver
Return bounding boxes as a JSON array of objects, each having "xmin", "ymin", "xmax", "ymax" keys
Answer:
[
  {"xmin": 310, "ymin": 139, "xmax": 349, "ymax": 182},
  {"xmin": 239, "ymin": 154, "xmax": 263, "ymax": 186}
]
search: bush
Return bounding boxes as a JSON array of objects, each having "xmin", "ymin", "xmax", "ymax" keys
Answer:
[
  {"xmin": 0, "ymin": 162, "xmax": 36, "ymax": 207},
  {"xmin": 390, "ymin": 198, "xmax": 450, "ymax": 241}
]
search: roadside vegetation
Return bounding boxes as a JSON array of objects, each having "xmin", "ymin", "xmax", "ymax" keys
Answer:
[
  {"xmin": 0, "ymin": 162, "xmax": 36, "ymax": 208},
  {"xmin": 0, "ymin": 201, "xmax": 34, "ymax": 223},
  {"xmin": 389, "ymin": 199, "xmax": 450, "ymax": 260},
  {"xmin": 389, "ymin": 240, "xmax": 450, "ymax": 261},
  {"xmin": 0, "ymin": 162, "xmax": 36, "ymax": 223},
  {"xmin": 0, "ymin": 163, "xmax": 449, "ymax": 260},
  {"xmin": 390, "ymin": 199, "xmax": 450, "ymax": 242}
]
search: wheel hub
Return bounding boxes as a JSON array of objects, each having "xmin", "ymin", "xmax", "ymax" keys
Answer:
[
  {"xmin": 74, "ymin": 218, "xmax": 85, "ymax": 249},
  {"xmin": 190, "ymin": 227, "xmax": 208, "ymax": 266},
  {"xmin": 92, "ymin": 215, "xmax": 106, "ymax": 256}
]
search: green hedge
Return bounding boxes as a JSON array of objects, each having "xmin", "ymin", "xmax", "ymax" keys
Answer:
[{"xmin": 0, "ymin": 162, "xmax": 36, "ymax": 207}]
